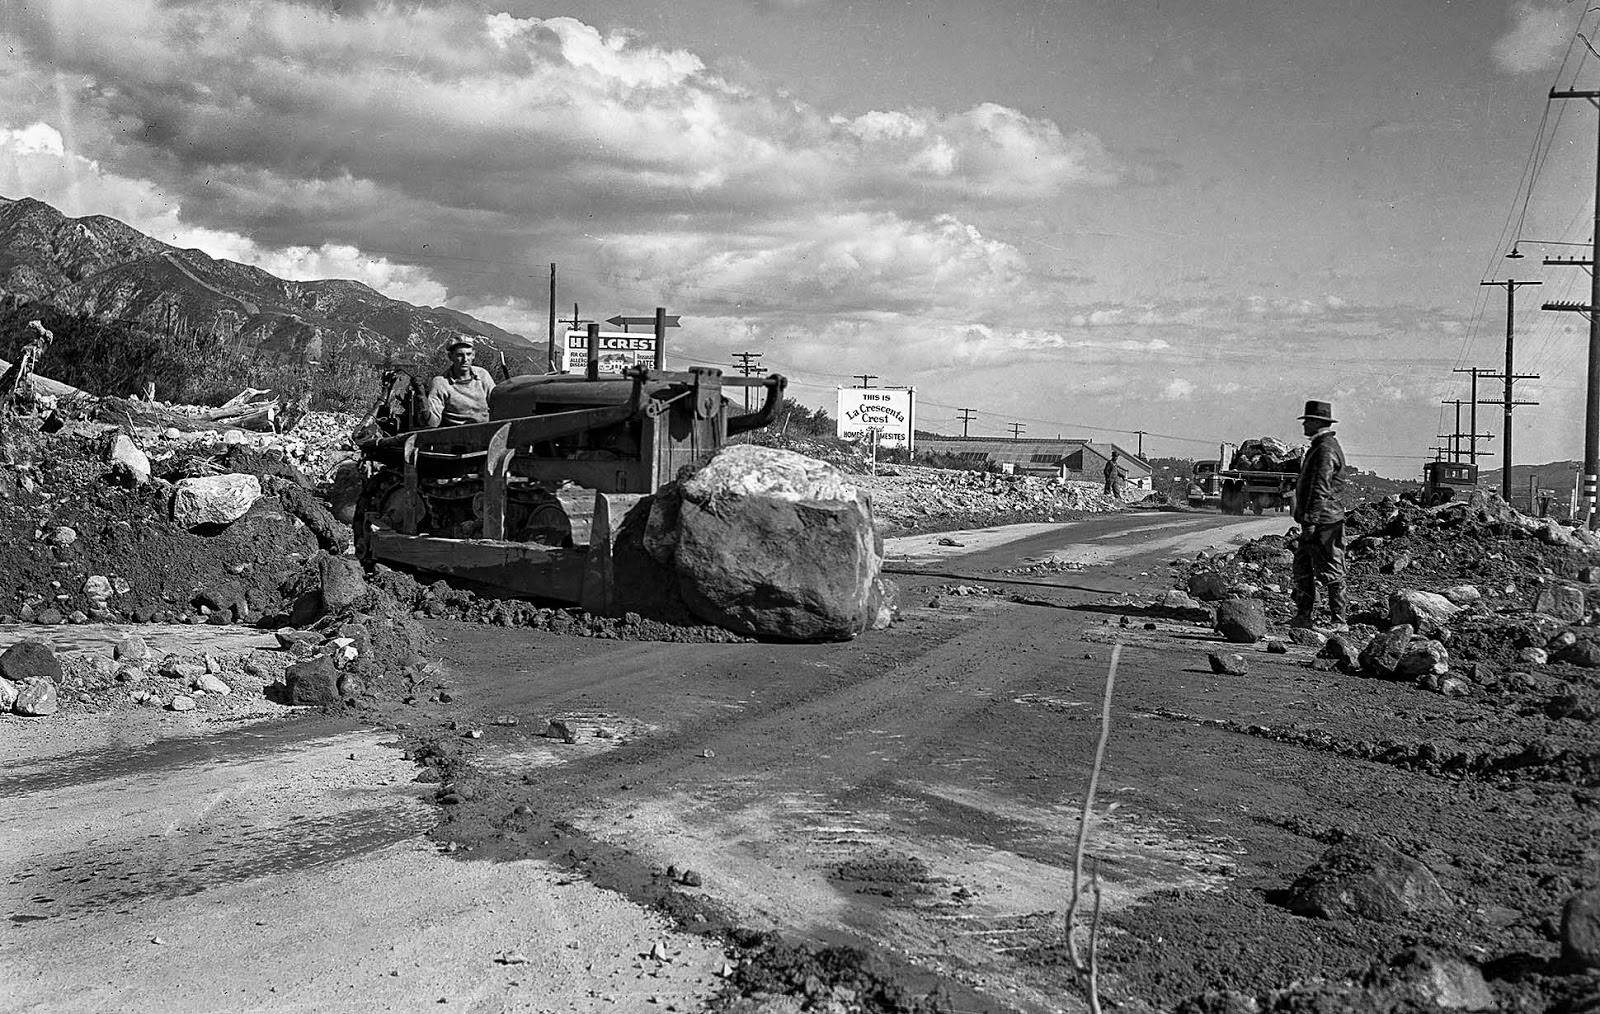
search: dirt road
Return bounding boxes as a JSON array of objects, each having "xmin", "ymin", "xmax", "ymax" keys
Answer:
[{"xmin": 6, "ymin": 508, "xmax": 1593, "ymax": 1013}]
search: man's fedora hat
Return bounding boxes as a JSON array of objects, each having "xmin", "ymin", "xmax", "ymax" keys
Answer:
[{"xmin": 1298, "ymin": 399, "xmax": 1336, "ymax": 423}]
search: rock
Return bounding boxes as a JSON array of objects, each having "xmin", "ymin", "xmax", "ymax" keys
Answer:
[
  {"xmin": 34, "ymin": 608, "xmax": 63, "ymax": 626},
  {"xmin": 1265, "ymin": 639, "xmax": 1288, "ymax": 654},
  {"xmin": 1518, "ymin": 647, "xmax": 1549, "ymax": 666},
  {"xmin": 48, "ymin": 526, "xmax": 77, "ymax": 547},
  {"xmin": 1388, "ymin": 590, "xmax": 1460, "ymax": 637},
  {"xmin": 1289, "ymin": 627, "xmax": 1328, "ymax": 648},
  {"xmin": 319, "ymin": 554, "xmax": 369, "ymax": 613},
  {"xmin": 1213, "ymin": 598, "xmax": 1267, "ymax": 643},
  {"xmin": 1284, "ymin": 837, "xmax": 1451, "ymax": 922},
  {"xmin": 1387, "ymin": 948, "xmax": 1496, "ymax": 1011},
  {"xmin": 284, "ymin": 655, "xmax": 342, "ymax": 707},
  {"xmin": 547, "ymin": 718, "xmax": 579, "ymax": 744},
  {"xmin": 275, "ymin": 627, "xmax": 324, "ymax": 650},
  {"xmin": 1556, "ymin": 636, "xmax": 1600, "ymax": 668},
  {"xmin": 12, "ymin": 677, "xmax": 58, "ymax": 716},
  {"xmin": 0, "ymin": 639, "xmax": 62, "ymax": 683},
  {"xmin": 168, "ymin": 694, "xmax": 196, "ymax": 712},
  {"xmin": 0, "ymin": 676, "xmax": 15, "ymax": 711},
  {"xmin": 1154, "ymin": 589, "xmax": 1209, "ymax": 621},
  {"xmin": 654, "ymin": 446, "xmax": 885, "ymax": 641},
  {"xmin": 171, "ymin": 473, "xmax": 263, "ymax": 528},
  {"xmin": 1208, "ymin": 652, "xmax": 1249, "ymax": 676},
  {"xmin": 1396, "ymin": 640, "xmax": 1449, "ymax": 678},
  {"xmin": 1360, "ymin": 625, "xmax": 1415, "ymax": 679},
  {"xmin": 1380, "ymin": 553, "xmax": 1411, "ymax": 575},
  {"xmin": 108, "ymin": 433, "xmax": 151, "ymax": 483},
  {"xmin": 1187, "ymin": 571, "xmax": 1231, "ymax": 602},
  {"xmin": 194, "ymin": 674, "xmax": 231, "ymax": 695},
  {"xmin": 1420, "ymin": 675, "xmax": 1470, "ymax": 696},
  {"xmin": 1441, "ymin": 585, "xmax": 1482, "ymax": 606},
  {"xmin": 112, "ymin": 635, "xmax": 151, "ymax": 663},
  {"xmin": 1563, "ymin": 888, "xmax": 1600, "ymax": 970},
  {"xmin": 1320, "ymin": 633, "xmax": 1364, "ymax": 669},
  {"xmin": 1537, "ymin": 518, "xmax": 1580, "ymax": 547},
  {"xmin": 1534, "ymin": 581, "xmax": 1589, "ymax": 624},
  {"xmin": 275, "ymin": 483, "xmax": 349, "ymax": 555},
  {"xmin": 82, "ymin": 575, "xmax": 112, "ymax": 602}
]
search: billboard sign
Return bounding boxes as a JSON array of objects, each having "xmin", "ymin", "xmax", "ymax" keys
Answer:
[
  {"xmin": 560, "ymin": 330, "xmax": 658, "ymax": 374},
  {"xmin": 836, "ymin": 387, "xmax": 915, "ymax": 450}
]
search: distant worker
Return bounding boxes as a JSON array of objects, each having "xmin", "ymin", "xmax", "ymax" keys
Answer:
[
  {"xmin": 1103, "ymin": 450, "xmax": 1125, "ymax": 500},
  {"xmin": 1291, "ymin": 399, "xmax": 1348, "ymax": 631},
  {"xmin": 422, "ymin": 338, "xmax": 496, "ymax": 427}
]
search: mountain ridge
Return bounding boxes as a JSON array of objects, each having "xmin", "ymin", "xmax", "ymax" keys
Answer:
[{"xmin": 0, "ymin": 195, "xmax": 537, "ymax": 404}]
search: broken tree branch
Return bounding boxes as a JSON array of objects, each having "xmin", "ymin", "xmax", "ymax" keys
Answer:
[{"xmin": 1066, "ymin": 641, "xmax": 1120, "ymax": 972}]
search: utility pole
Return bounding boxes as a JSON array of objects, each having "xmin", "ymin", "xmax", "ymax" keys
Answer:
[
  {"xmin": 1440, "ymin": 399, "xmax": 1466, "ymax": 461},
  {"xmin": 1451, "ymin": 366, "xmax": 1496, "ymax": 465},
  {"xmin": 957, "ymin": 407, "xmax": 977, "ymax": 437},
  {"xmin": 1478, "ymin": 278, "xmax": 1539, "ymax": 503},
  {"xmin": 547, "ymin": 263, "xmax": 557, "ymax": 373},
  {"xmin": 1546, "ymin": 83, "xmax": 1600, "ymax": 526},
  {"xmin": 1008, "ymin": 422, "xmax": 1025, "ymax": 439},
  {"xmin": 1437, "ymin": 399, "xmax": 1494, "ymax": 464},
  {"xmin": 731, "ymin": 352, "xmax": 765, "ymax": 413},
  {"xmin": 1134, "ymin": 429, "xmax": 1147, "ymax": 457},
  {"xmin": 853, "ymin": 374, "xmax": 878, "ymax": 388}
]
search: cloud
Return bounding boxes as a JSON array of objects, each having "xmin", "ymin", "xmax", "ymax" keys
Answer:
[
  {"xmin": 1161, "ymin": 378, "xmax": 1196, "ymax": 400},
  {"xmin": 0, "ymin": 122, "xmax": 448, "ymax": 305},
  {"xmin": 1491, "ymin": 1, "xmax": 1574, "ymax": 74}
]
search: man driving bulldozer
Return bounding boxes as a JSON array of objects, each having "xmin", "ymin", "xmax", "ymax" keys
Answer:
[{"xmin": 421, "ymin": 337, "xmax": 496, "ymax": 427}]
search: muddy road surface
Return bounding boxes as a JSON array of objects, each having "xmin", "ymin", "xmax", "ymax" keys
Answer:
[{"xmin": 8, "ymin": 508, "xmax": 1596, "ymax": 1013}]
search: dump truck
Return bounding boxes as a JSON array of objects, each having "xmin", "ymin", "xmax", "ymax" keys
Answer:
[
  {"xmin": 352, "ymin": 356, "xmax": 785, "ymax": 613},
  {"xmin": 1187, "ymin": 439, "xmax": 1300, "ymax": 515}
]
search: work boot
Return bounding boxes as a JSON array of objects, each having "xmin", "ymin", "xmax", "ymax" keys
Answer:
[{"xmin": 1289, "ymin": 612, "xmax": 1316, "ymax": 629}]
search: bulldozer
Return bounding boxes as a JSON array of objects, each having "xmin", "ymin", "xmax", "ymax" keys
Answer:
[{"xmin": 353, "ymin": 358, "xmax": 785, "ymax": 613}]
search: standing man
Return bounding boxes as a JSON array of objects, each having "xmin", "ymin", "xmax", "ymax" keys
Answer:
[
  {"xmin": 422, "ymin": 338, "xmax": 496, "ymax": 427},
  {"xmin": 1291, "ymin": 399, "xmax": 1348, "ymax": 631},
  {"xmin": 1103, "ymin": 450, "xmax": 1123, "ymax": 500}
]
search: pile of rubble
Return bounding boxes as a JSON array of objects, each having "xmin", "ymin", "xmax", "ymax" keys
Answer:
[
  {"xmin": 857, "ymin": 465, "xmax": 1128, "ymax": 535},
  {"xmin": 1133, "ymin": 490, "xmax": 1600, "ymax": 785}
]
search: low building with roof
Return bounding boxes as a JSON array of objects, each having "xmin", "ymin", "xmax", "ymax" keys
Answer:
[{"xmin": 916, "ymin": 435, "xmax": 1153, "ymax": 489}]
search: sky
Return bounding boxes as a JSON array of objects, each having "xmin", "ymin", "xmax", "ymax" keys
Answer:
[{"xmin": 4, "ymin": 0, "xmax": 1600, "ymax": 476}]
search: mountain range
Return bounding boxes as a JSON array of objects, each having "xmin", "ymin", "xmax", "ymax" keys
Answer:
[{"xmin": 0, "ymin": 195, "xmax": 539, "ymax": 401}]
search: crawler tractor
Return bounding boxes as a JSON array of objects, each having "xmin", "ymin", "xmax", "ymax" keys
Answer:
[{"xmin": 353, "ymin": 362, "xmax": 785, "ymax": 612}]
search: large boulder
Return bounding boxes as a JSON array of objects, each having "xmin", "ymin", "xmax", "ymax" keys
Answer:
[
  {"xmin": 0, "ymin": 639, "xmax": 62, "ymax": 684},
  {"xmin": 1284, "ymin": 838, "xmax": 1451, "ymax": 922},
  {"xmin": 1388, "ymin": 591, "xmax": 1460, "ymax": 637},
  {"xmin": 646, "ymin": 445, "xmax": 885, "ymax": 641},
  {"xmin": 283, "ymin": 654, "xmax": 344, "ymax": 707},
  {"xmin": 171, "ymin": 474, "xmax": 262, "ymax": 528},
  {"xmin": 1563, "ymin": 888, "xmax": 1600, "ymax": 970},
  {"xmin": 1213, "ymin": 598, "xmax": 1266, "ymax": 643}
]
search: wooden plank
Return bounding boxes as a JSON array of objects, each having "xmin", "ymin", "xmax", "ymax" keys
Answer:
[
  {"xmin": 580, "ymin": 492, "xmax": 614, "ymax": 615},
  {"xmin": 368, "ymin": 532, "xmax": 588, "ymax": 604}
]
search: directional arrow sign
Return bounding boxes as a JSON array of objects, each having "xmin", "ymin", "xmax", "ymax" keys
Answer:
[{"xmin": 606, "ymin": 314, "xmax": 680, "ymax": 328}]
